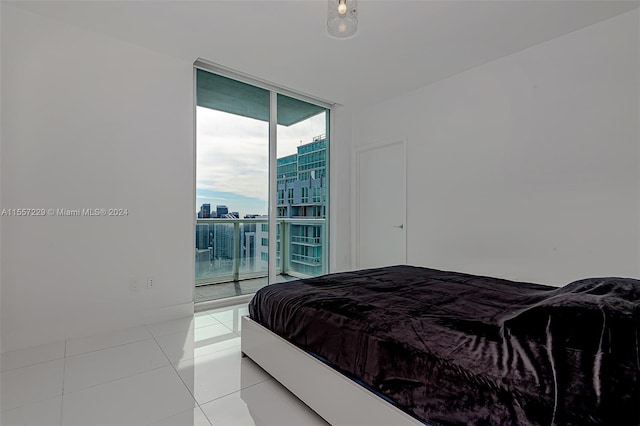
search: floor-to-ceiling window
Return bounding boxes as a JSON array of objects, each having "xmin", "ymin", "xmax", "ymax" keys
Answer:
[{"xmin": 194, "ymin": 63, "xmax": 330, "ymax": 303}]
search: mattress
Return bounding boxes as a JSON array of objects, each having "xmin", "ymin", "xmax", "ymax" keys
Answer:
[{"xmin": 249, "ymin": 265, "xmax": 640, "ymax": 425}]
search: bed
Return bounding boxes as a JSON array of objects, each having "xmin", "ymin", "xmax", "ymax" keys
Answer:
[{"xmin": 241, "ymin": 265, "xmax": 640, "ymax": 425}]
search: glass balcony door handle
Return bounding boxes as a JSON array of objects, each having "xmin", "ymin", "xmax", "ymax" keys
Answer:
[{"xmin": 392, "ymin": 224, "xmax": 404, "ymax": 229}]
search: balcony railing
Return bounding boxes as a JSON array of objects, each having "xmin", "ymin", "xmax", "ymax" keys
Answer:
[
  {"xmin": 290, "ymin": 235, "xmax": 322, "ymax": 245},
  {"xmin": 195, "ymin": 217, "xmax": 326, "ymax": 286}
]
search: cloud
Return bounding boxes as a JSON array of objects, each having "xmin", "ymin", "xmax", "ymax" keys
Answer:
[
  {"xmin": 197, "ymin": 107, "xmax": 269, "ymax": 200},
  {"xmin": 196, "ymin": 106, "xmax": 327, "ymax": 216}
]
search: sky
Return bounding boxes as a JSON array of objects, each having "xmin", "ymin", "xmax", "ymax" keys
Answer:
[{"xmin": 196, "ymin": 106, "xmax": 326, "ymax": 218}]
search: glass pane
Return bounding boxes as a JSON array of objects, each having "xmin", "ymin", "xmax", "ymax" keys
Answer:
[
  {"xmin": 277, "ymin": 94, "xmax": 329, "ymax": 278},
  {"xmin": 195, "ymin": 70, "xmax": 270, "ymax": 301}
]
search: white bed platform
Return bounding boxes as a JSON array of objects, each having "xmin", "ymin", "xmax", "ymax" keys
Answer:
[{"xmin": 241, "ymin": 316, "xmax": 424, "ymax": 426}]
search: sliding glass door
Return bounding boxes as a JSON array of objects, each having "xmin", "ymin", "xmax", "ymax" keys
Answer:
[
  {"xmin": 194, "ymin": 64, "xmax": 330, "ymax": 302},
  {"xmin": 277, "ymin": 94, "xmax": 329, "ymax": 278}
]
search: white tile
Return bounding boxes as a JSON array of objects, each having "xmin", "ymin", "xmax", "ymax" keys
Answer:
[
  {"xmin": 65, "ymin": 326, "xmax": 152, "ymax": 357},
  {"xmin": 200, "ymin": 379, "xmax": 328, "ymax": 426},
  {"xmin": 150, "ymin": 406, "xmax": 211, "ymax": 426},
  {"xmin": 221, "ymin": 319, "xmax": 242, "ymax": 335},
  {"xmin": 0, "ymin": 396, "xmax": 62, "ymax": 426},
  {"xmin": 194, "ymin": 323, "xmax": 237, "ymax": 344},
  {"xmin": 64, "ymin": 339, "xmax": 169, "ymax": 393},
  {"xmin": 154, "ymin": 328, "xmax": 195, "ymax": 364},
  {"xmin": 174, "ymin": 346, "xmax": 270, "ymax": 406},
  {"xmin": 195, "ymin": 335, "xmax": 241, "ymax": 360},
  {"xmin": 156, "ymin": 323, "xmax": 237, "ymax": 364},
  {"xmin": 194, "ymin": 315, "xmax": 219, "ymax": 329},
  {"xmin": 146, "ymin": 315, "xmax": 217, "ymax": 338},
  {"xmin": 147, "ymin": 316, "xmax": 194, "ymax": 338},
  {"xmin": 0, "ymin": 359, "xmax": 64, "ymax": 412},
  {"xmin": 209, "ymin": 305, "xmax": 248, "ymax": 324},
  {"xmin": 61, "ymin": 366, "xmax": 195, "ymax": 426},
  {"xmin": 1, "ymin": 341, "xmax": 66, "ymax": 373}
]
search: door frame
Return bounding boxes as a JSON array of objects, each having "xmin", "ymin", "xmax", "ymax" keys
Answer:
[{"xmin": 352, "ymin": 138, "xmax": 408, "ymax": 269}]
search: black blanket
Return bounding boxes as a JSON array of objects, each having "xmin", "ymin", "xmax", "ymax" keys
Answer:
[{"xmin": 249, "ymin": 265, "xmax": 640, "ymax": 425}]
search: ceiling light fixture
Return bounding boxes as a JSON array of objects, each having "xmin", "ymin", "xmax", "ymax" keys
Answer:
[{"xmin": 327, "ymin": 0, "xmax": 358, "ymax": 38}]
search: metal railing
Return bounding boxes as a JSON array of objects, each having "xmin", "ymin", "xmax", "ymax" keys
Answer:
[{"xmin": 195, "ymin": 217, "xmax": 326, "ymax": 286}]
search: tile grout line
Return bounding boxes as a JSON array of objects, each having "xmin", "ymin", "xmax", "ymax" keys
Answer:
[
  {"xmin": 0, "ymin": 341, "xmax": 69, "ymax": 374},
  {"xmin": 0, "ymin": 356, "xmax": 62, "ymax": 375},
  {"xmin": 65, "ymin": 332, "xmax": 155, "ymax": 359},
  {"xmin": 147, "ymin": 313, "xmax": 244, "ymax": 426},
  {"xmin": 59, "ymin": 340, "xmax": 67, "ymax": 426},
  {"xmin": 63, "ymin": 328, "xmax": 183, "ymax": 396},
  {"xmin": 62, "ymin": 363, "xmax": 172, "ymax": 397},
  {"xmin": 148, "ymin": 324, "xmax": 215, "ymax": 426},
  {"xmin": 198, "ymin": 377, "xmax": 273, "ymax": 408},
  {"xmin": 145, "ymin": 323, "xmax": 212, "ymax": 424}
]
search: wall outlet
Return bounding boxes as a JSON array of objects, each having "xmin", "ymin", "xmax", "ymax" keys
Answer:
[
  {"xmin": 146, "ymin": 277, "xmax": 155, "ymax": 289},
  {"xmin": 130, "ymin": 278, "xmax": 140, "ymax": 292}
]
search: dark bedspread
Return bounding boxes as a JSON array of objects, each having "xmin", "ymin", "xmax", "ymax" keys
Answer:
[{"xmin": 249, "ymin": 265, "xmax": 640, "ymax": 425}]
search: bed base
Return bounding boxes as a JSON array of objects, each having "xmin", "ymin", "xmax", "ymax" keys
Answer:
[{"xmin": 241, "ymin": 316, "xmax": 424, "ymax": 426}]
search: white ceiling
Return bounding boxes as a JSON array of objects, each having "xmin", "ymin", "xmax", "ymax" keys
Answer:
[{"xmin": 9, "ymin": 0, "xmax": 639, "ymax": 107}]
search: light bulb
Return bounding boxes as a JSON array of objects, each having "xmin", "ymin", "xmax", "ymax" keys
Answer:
[{"xmin": 338, "ymin": 0, "xmax": 347, "ymax": 15}]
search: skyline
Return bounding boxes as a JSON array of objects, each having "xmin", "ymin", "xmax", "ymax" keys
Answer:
[{"xmin": 196, "ymin": 106, "xmax": 326, "ymax": 217}]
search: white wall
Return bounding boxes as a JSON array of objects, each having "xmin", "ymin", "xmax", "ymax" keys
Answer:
[
  {"xmin": 0, "ymin": 4, "xmax": 354, "ymax": 352},
  {"xmin": 1, "ymin": 5, "xmax": 195, "ymax": 352},
  {"xmin": 353, "ymin": 9, "xmax": 640, "ymax": 286}
]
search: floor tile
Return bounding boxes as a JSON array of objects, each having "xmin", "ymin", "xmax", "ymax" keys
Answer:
[
  {"xmin": 64, "ymin": 339, "xmax": 169, "ymax": 393},
  {"xmin": 154, "ymin": 329, "xmax": 195, "ymax": 364},
  {"xmin": 174, "ymin": 346, "xmax": 270, "ymax": 406},
  {"xmin": 61, "ymin": 366, "xmax": 195, "ymax": 426},
  {"xmin": 146, "ymin": 315, "xmax": 218, "ymax": 338},
  {"xmin": 65, "ymin": 326, "xmax": 152, "ymax": 357},
  {"xmin": 0, "ymin": 359, "xmax": 64, "ymax": 412},
  {"xmin": 147, "ymin": 316, "xmax": 194, "ymax": 338},
  {"xmin": 150, "ymin": 406, "xmax": 211, "ymax": 426},
  {"xmin": 194, "ymin": 322, "xmax": 237, "ymax": 344},
  {"xmin": 0, "ymin": 396, "xmax": 62, "ymax": 426},
  {"xmin": 209, "ymin": 305, "xmax": 249, "ymax": 324},
  {"xmin": 221, "ymin": 319, "xmax": 242, "ymax": 335},
  {"xmin": 195, "ymin": 335, "xmax": 241, "ymax": 359},
  {"xmin": 1, "ymin": 341, "xmax": 66, "ymax": 373},
  {"xmin": 194, "ymin": 315, "xmax": 220, "ymax": 329},
  {"xmin": 200, "ymin": 379, "xmax": 328, "ymax": 426},
  {"xmin": 156, "ymin": 323, "xmax": 237, "ymax": 364}
]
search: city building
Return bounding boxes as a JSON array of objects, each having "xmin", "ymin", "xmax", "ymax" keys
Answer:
[
  {"xmin": 216, "ymin": 205, "xmax": 229, "ymax": 218},
  {"xmin": 198, "ymin": 203, "xmax": 211, "ymax": 219},
  {"xmin": 276, "ymin": 134, "xmax": 327, "ymax": 276}
]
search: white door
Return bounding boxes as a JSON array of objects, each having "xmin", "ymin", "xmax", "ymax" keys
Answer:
[{"xmin": 356, "ymin": 141, "xmax": 406, "ymax": 268}]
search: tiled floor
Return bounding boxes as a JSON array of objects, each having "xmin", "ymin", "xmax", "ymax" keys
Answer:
[{"xmin": 0, "ymin": 304, "xmax": 328, "ymax": 426}]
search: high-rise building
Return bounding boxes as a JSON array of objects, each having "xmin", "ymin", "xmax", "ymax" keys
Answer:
[
  {"xmin": 214, "ymin": 223, "xmax": 234, "ymax": 260},
  {"xmin": 216, "ymin": 205, "xmax": 229, "ymax": 218},
  {"xmin": 276, "ymin": 134, "xmax": 327, "ymax": 276},
  {"xmin": 195, "ymin": 223, "xmax": 212, "ymax": 250},
  {"xmin": 198, "ymin": 203, "xmax": 211, "ymax": 219}
]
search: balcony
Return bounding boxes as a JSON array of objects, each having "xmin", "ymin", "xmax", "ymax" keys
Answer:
[{"xmin": 195, "ymin": 218, "xmax": 327, "ymax": 302}]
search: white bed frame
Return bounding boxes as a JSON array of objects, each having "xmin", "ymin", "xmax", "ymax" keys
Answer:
[{"xmin": 241, "ymin": 316, "xmax": 424, "ymax": 426}]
